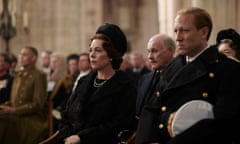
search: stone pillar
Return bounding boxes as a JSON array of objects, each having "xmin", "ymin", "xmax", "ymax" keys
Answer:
[
  {"xmin": 191, "ymin": 0, "xmax": 240, "ymax": 44},
  {"xmin": 0, "ymin": 1, "xmax": 4, "ymax": 52},
  {"xmin": 158, "ymin": 0, "xmax": 240, "ymax": 45},
  {"xmin": 54, "ymin": 0, "xmax": 82, "ymax": 54},
  {"xmin": 158, "ymin": 0, "xmax": 192, "ymax": 37},
  {"xmin": 237, "ymin": 0, "xmax": 240, "ymax": 31},
  {"xmin": 80, "ymin": 0, "xmax": 104, "ymax": 53},
  {"xmin": 129, "ymin": 0, "xmax": 159, "ymax": 55}
]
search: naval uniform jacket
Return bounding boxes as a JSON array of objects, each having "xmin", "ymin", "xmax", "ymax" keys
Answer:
[
  {"xmin": 59, "ymin": 70, "xmax": 136, "ymax": 144},
  {"xmin": 135, "ymin": 46, "xmax": 240, "ymax": 144}
]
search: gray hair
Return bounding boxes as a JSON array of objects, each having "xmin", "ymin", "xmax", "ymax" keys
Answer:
[{"xmin": 162, "ymin": 34, "xmax": 176, "ymax": 52}]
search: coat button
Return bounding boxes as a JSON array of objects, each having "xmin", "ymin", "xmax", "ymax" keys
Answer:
[
  {"xmin": 159, "ymin": 123, "xmax": 164, "ymax": 129},
  {"xmin": 202, "ymin": 92, "xmax": 208, "ymax": 98},
  {"xmin": 209, "ymin": 72, "xmax": 215, "ymax": 78},
  {"xmin": 156, "ymin": 91, "xmax": 160, "ymax": 97},
  {"xmin": 161, "ymin": 106, "xmax": 167, "ymax": 112},
  {"xmin": 215, "ymin": 59, "xmax": 219, "ymax": 63}
]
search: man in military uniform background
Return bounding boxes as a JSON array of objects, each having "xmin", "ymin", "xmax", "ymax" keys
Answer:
[{"xmin": 0, "ymin": 46, "xmax": 48, "ymax": 144}]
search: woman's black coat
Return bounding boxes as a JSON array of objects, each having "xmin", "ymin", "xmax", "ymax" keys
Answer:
[{"xmin": 59, "ymin": 70, "xmax": 136, "ymax": 144}]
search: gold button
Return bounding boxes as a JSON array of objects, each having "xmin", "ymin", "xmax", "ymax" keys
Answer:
[
  {"xmin": 161, "ymin": 106, "xmax": 167, "ymax": 112},
  {"xmin": 156, "ymin": 91, "xmax": 160, "ymax": 97},
  {"xmin": 215, "ymin": 59, "xmax": 219, "ymax": 63},
  {"xmin": 159, "ymin": 123, "xmax": 164, "ymax": 129},
  {"xmin": 209, "ymin": 72, "xmax": 215, "ymax": 78},
  {"xmin": 202, "ymin": 92, "xmax": 208, "ymax": 98}
]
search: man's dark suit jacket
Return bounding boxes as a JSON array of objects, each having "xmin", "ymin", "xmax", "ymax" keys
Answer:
[{"xmin": 136, "ymin": 71, "xmax": 158, "ymax": 117}]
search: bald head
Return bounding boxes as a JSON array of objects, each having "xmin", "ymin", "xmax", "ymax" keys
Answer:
[{"xmin": 147, "ymin": 34, "xmax": 175, "ymax": 70}]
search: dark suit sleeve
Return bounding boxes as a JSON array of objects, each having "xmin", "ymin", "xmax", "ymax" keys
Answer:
[{"xmin": 136, "ymin": 74, "xmax": 148, "ymax": 116}]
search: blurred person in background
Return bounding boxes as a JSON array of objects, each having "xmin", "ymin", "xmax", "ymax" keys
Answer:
[
  {"xmin": 50, "ymin": 53, "xmax": 79, "ymax": 132},
  {"xmin": 47, "ymin": 52, "xmax": 67, "ymax": 94},
  {"xmin": 125, "ymin": 52, "xmax": 151, "ymax": 85},
  {"xmin": 40, "ymin": 50, "xmax": 52, "ymax": 75},
  {"xmin": 119, "ymin": 53, "xmax": 131, "ymax": 71},
  {"xmin": 72, "ymin": 52, "xmax": 92, "ymax": 92},
  {"xmin": 0, "ymin": 46, "xmax": 48, "ymax": 144},
  {"xmin": 216, "ymin": 28, "xmax": 240, "ymax": 144},
  {"xmin": 8, "ymin": 53, "xmax": 18, "ymax": 75},
  {"xmin": 216, "ymin": 28, "xmax": 240, "ymax": 63},
  {"xmin": 0, "ymin": 53, "xmax": 13, "ymax": 104}
]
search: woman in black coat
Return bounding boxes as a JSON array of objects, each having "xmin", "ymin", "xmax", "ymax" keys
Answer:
[{"xmin": 59, "ymin": 23, "xmax": 136, "ymax": 144}]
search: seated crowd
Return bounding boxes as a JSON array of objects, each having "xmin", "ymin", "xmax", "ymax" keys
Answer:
[{"xmin": 1, "ymin": 9, "xmax": 240, "ymax": 144}]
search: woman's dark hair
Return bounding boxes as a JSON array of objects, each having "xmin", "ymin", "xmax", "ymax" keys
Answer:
[
  {"xmin": 0, "ymin": 53, "xmax": 11, "ymax": 64},
  {"xmin": 216, "ymin": 28, "xmax": 240, "ymax": 60},
  {"xmin": 219, "ymin": 39, "xmax": 240, "ymax": 61}
]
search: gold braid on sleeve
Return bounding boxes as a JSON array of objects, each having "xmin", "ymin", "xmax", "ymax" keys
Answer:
[{"xmin": 167, "ymin": 112, "xmax": 176, "ymax": 138}]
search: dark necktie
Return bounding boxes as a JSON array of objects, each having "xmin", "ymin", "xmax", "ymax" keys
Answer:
[
  {"xmin": 137, "ymin": 71, "xmax": 160, "ymax": 116},
  {"xmin": 157, "ymin": 70, "xmax": 169, "ymax": 92}
]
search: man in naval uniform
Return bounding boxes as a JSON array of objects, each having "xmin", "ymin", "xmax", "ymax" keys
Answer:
[{"xmin": 135, "ymin": 7, "xmax": 240, "ymax": 144}]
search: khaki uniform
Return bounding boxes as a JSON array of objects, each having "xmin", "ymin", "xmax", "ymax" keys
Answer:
[{"xmin": 0, "ymin": 66, "xmax": 48, "ymax": 144}]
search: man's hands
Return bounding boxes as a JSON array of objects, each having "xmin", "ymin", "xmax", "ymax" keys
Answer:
[
  {"xmin": 0, "ymin": 105, "xmax": 16, "ymax": 115},
  {"xmin": 64, "ymin": 135, "xmax": 80, "ymax": 144}
]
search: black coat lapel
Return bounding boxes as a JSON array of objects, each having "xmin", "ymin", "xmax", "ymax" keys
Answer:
[
  {"xmin": 65, "ymin": 72, "xmax": 94, "ymax": 112},
  {"xmin": 164, "ymin": 46, "xmax": 219, "ymax": 91},
  {"xmin": 165, "ymin": 59, "xmax": 207, "ymax": 90}
]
